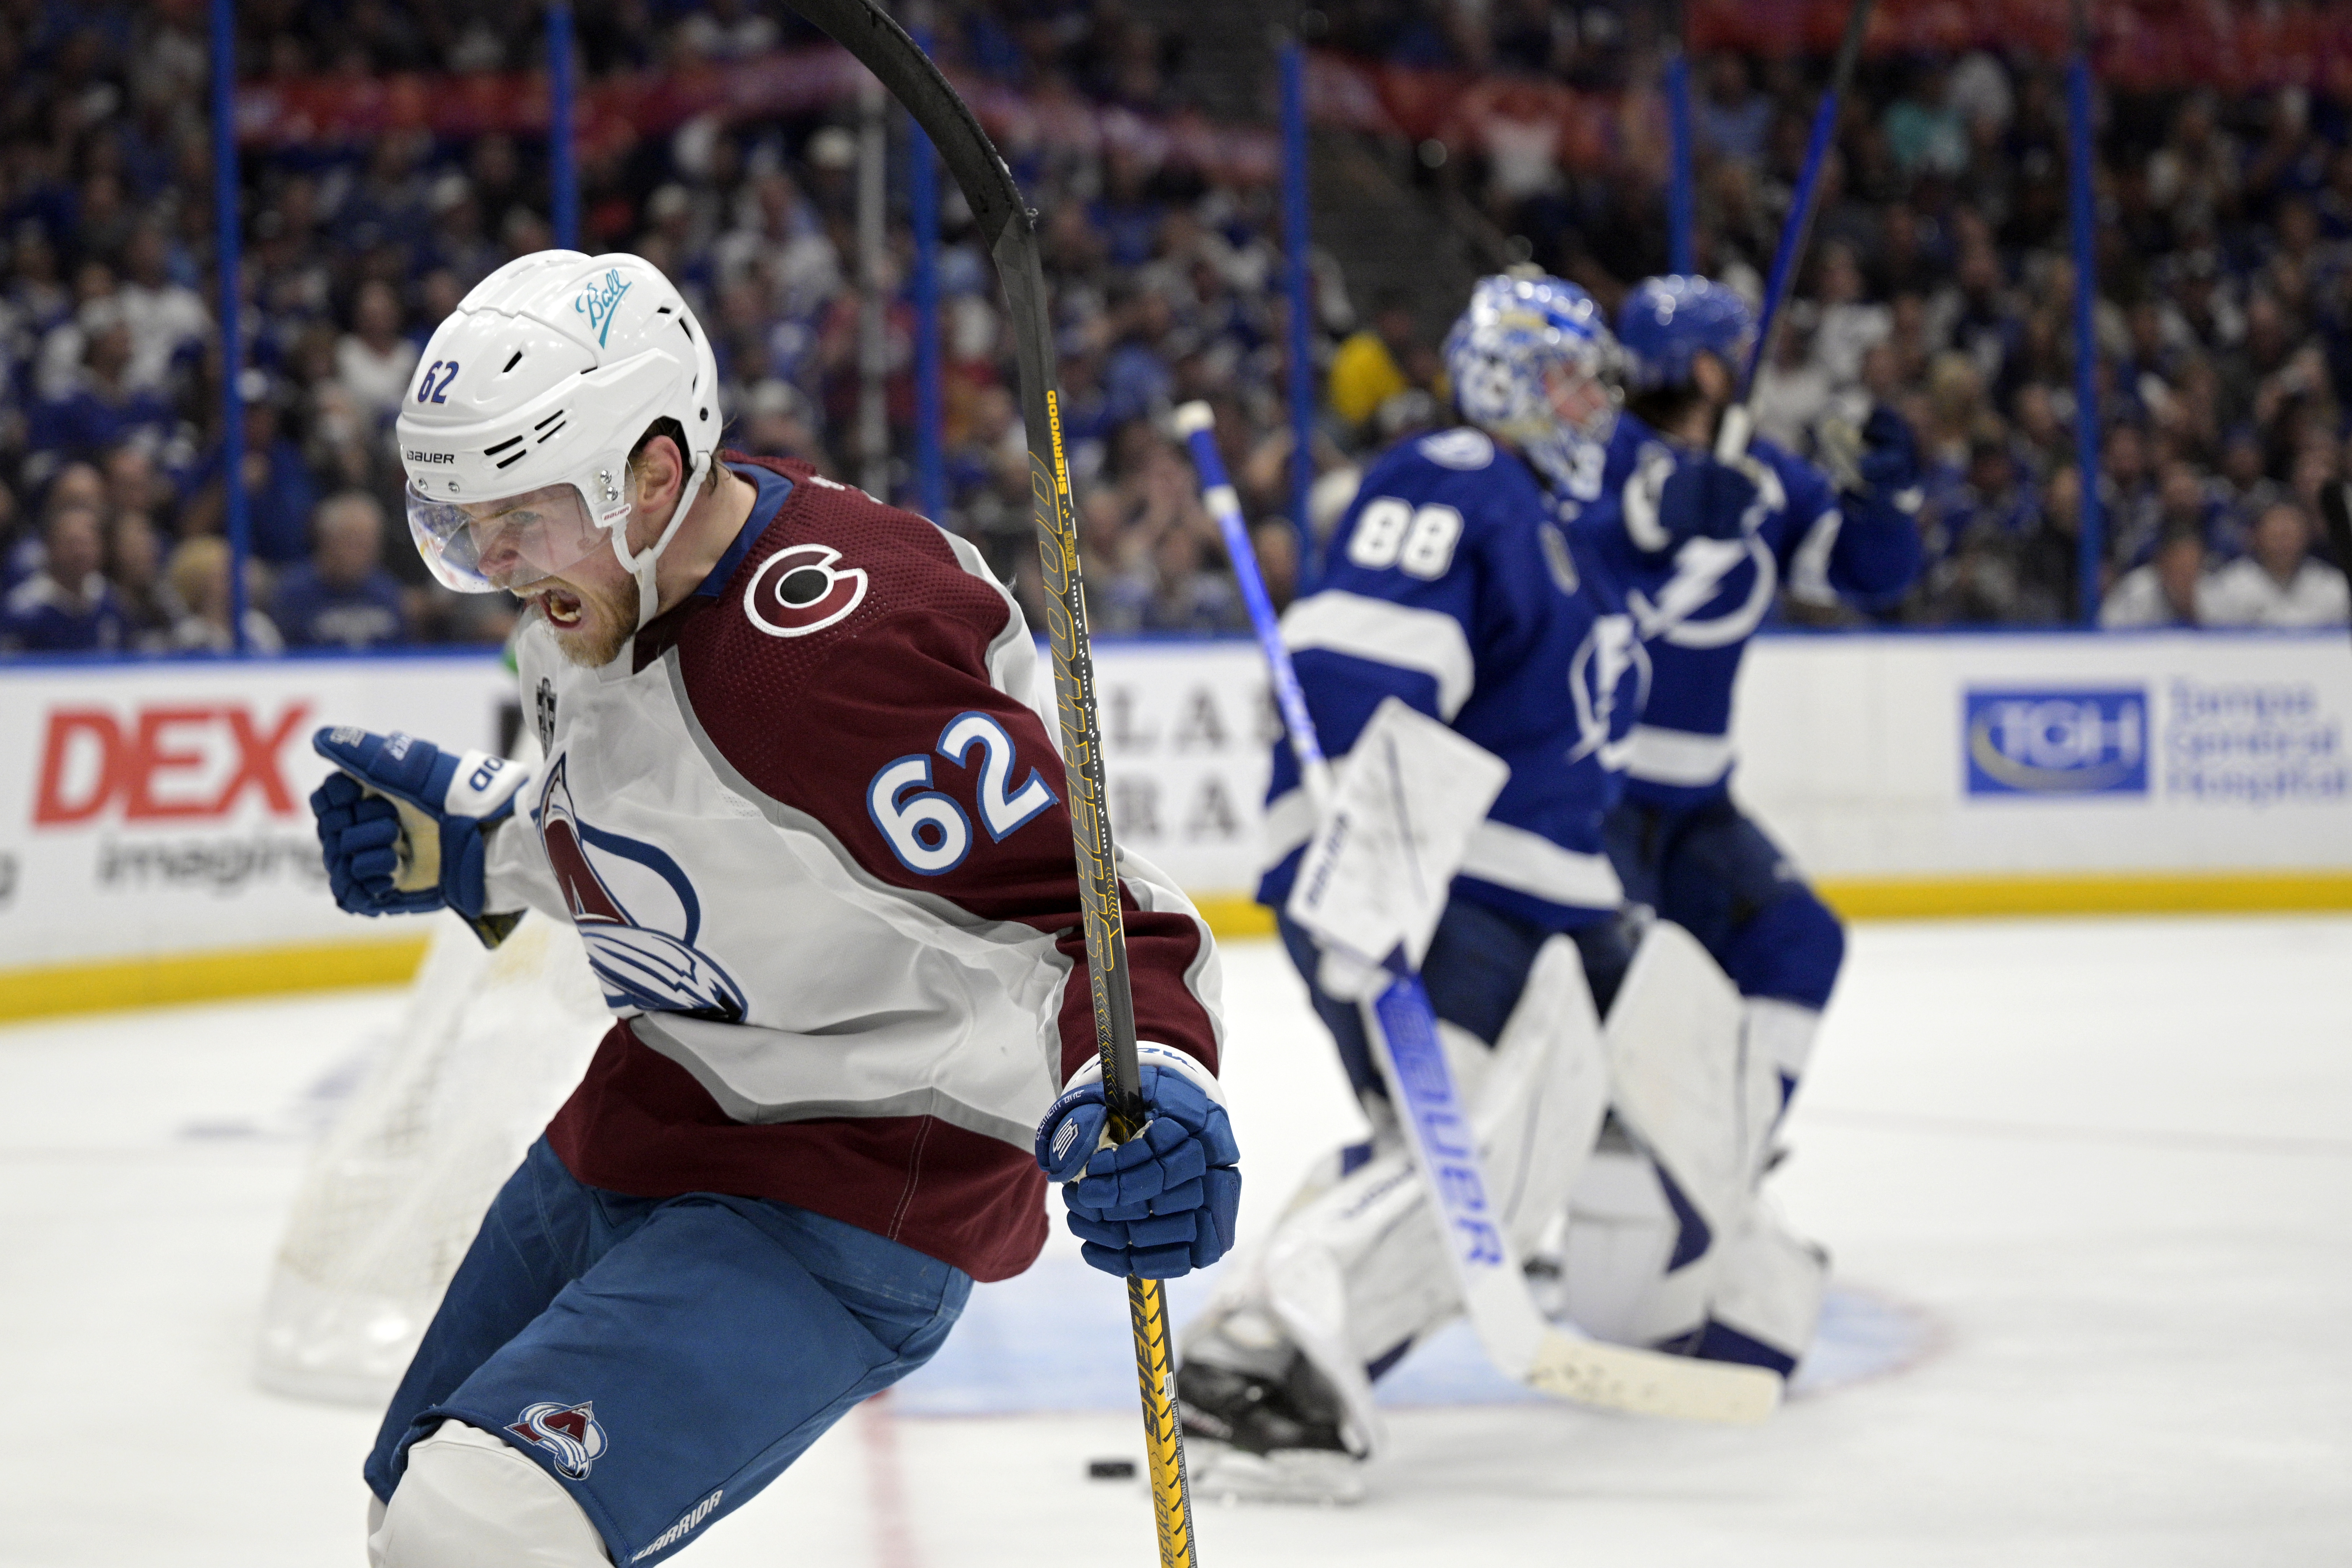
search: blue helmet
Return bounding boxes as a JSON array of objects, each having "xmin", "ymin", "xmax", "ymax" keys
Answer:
[
  {"xmin": 1616, "ymin": 275, "xmax": 1755, "ymax": 393},
  {"xmin": 1442, "ymin": 273, "xmax": 1620, "ymax": 495}
]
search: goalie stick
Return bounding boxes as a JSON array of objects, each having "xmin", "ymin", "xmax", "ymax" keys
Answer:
[
  {"xmin": 774, "ymin": 6, "xmax": 1198, "ymax": 1561},
  {"xmin": 1173, "ymin": 401, "xmax": 1779, "ymax": 1424}
]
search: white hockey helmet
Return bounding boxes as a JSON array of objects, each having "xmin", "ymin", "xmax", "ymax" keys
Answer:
[{"xmin": 397, "ymin": 250, "xmax": 720, "ymax": 627}]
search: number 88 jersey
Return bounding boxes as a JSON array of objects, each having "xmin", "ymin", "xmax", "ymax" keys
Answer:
[{"xmin": 1257, "ymin": 426, "xmax": 1646, "ymax": 935}]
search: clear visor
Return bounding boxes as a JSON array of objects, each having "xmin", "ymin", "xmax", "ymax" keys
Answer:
[{"xmin": 405, "ymin": 479, "xmax": 627, "ymax": 594}]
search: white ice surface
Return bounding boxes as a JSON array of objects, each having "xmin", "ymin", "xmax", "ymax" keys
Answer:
[{"xmin": 1, "ymin": 918, "xmax": 2348, "ymax": 1566}]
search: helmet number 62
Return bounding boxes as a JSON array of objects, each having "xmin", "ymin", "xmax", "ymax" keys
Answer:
[{"xmin": 416, "ymin": 360, "xmax": 461, "ymax": 404}]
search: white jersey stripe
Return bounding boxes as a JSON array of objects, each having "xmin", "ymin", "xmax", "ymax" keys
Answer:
[
  {"xmin": 1280, "ymin": 591, "xmax": 1477, "ymax": 720},
  {"xmin": 1457, "ymin": 819, "xmax": 1622, "ymax": 911},
  {"xmin": 1263, "ymin": 782, "xmax": 1620, "ymax": 914},
  {"xmin": 1626, "ymin": 724, "xmax": 1737, "ymax": 788}
]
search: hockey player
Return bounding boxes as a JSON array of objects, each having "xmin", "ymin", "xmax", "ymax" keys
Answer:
[
  {"xmin": 1558, "ymin": 275, "xmax": 1922, "ymax": 1371},
  {"xmin": 306, "ymin": 250, "xmax": 1239, "ymax": 1566},
  {"xmin": 1175, "ymin": 273, "xmax": 1646, "ymax": 1494}
]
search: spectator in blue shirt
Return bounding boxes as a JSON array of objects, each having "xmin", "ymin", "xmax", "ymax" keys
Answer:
[
  {"xmin": 28, "ymin": 318, "xmax": 174, "ymax": 468},
  {"xmin": 274, "ymin": 491, "xmax": 408, "ymax": 650},
  {"xmin": 179, "ymin": 375, "xmax": 319, "ymax": 565},
  {"xmin": 1, "ymin": 504, "xmax": 130, "ymax": 653}
]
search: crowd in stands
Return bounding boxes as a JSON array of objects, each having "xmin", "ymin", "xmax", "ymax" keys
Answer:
[
  {"xmin": 1339, "ymin": 2, "xmax": 2352, "ymax": 628},
  {"xmin": 1, "ymin": 0, "xmax": 2345, "ymax": 659}
]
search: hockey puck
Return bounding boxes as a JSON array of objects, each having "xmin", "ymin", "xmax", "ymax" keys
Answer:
[{"xmin": 1087, "ymin": 1458, "xmax": 1137, "ymax": 1480}]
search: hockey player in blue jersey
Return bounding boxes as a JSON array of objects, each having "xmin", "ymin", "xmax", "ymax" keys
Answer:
[
  {"xmin": 1553, "ymin": 275, "xmax": 1923, "ymax": 1371},
  {"xmin": 1174, "ymin": 274, "xmax": 1652, "ymax": 1497}
]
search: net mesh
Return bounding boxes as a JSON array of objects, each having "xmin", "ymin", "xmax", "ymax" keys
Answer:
[{"xmin": 254, "ymin": 911, "xmax": 611, "ymax": 1405}]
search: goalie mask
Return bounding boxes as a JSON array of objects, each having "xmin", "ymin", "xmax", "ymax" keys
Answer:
[
  {"xmin": 397, "ymin": 250, "xmax": 720, "ymax": 628},
  {"xmin": 1442, "ymin": 273, "xmax": 1620, "ymax": 496}
]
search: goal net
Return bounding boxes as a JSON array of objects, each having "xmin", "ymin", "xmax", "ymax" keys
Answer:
[{"xmin": 254, "ymin": 910, "xmax": 610, "ymax": 1405}]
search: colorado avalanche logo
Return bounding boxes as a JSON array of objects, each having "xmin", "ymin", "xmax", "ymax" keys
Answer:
[
  {"xmin": 743, "ymin": 543, "xmax": 867, "ymax": 638},
  {"xmin": 507, "ymin": 1400, "xmax": 607, "ymax": 1480},
  {"xmin": 538, "ymin": 756, "xmax": 747, "ymax": 1020}
]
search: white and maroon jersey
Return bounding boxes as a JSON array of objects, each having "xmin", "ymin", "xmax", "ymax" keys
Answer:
[{"xmin": 481, "ymin": 454, "xmax": 1222, "ymax": 1281}]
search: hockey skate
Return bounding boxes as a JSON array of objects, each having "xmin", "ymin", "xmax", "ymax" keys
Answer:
[{"xmin": 1176, "ymin": 1358, "xmax": 1366, "ymax": 1505}]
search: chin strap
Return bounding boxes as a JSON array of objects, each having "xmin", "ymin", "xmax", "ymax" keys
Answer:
[{"xmin": 617, "ymin": 449, "xmax": 716, "ymax": 631}]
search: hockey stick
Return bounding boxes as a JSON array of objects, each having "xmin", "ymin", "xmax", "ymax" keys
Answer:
[
  {"xmin": 776, "ymin": 6, "xmax": 1196, "ymax": 1561},
  {"xmin": 1174, "ymin": 402, "xmax": 1778, "ymax": 1424},
  {"xmin": 2322, "ymin": 482, "xmax": 2352, "ymax": 650},
  {"xmin": 1716, "ymin": 0, "xmax": 1878, "ymax": 464}
]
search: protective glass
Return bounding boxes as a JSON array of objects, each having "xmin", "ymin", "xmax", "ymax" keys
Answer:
[{"xmin": 405, "ymin": 479, "xmax": 625, "ymax": 594}]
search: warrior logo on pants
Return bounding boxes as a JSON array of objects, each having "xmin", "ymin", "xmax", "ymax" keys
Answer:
[{"xmin": 507, "ymin": 1399, "xmax": 608, "ymax": 1480}]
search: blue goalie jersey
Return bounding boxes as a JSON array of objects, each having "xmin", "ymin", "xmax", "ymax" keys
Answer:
[
  {"xmin": 1573, "ymin": 419, "xmax": 1920, "ymax": 809},
  {"xmin": 1257, "ymin": 426, "xmax": 1646, "ymax": 933}
]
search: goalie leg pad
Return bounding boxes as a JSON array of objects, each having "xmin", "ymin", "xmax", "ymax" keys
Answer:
[
  {"xmin": 1690, "ymin": 1197, "xmax": 1829, "ymax": 1376},
  {"xmin": 1604, "ymin": 921, "xmax": 1785, "ymax": 1247},
  {"xmin": 1557, "ymin": 1141, "xmax": 1828, "ymax": 1365},
  {"xmin": 1744, "ymin": 996, "xmax": 1825, "ymax": 1118},
  {"xmin": 370, "ymin": 1420, "xmax": 611, "ymax": 1568},
  {"xmin": 1555, "ymin": 1132, "xmax": 1680, "ymax": 1346},
  {"xmin": 1191, "ymin": 935, "xmax": 1610, "ymax": 1458}
]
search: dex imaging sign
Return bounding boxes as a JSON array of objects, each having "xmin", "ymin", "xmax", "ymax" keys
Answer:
[{"xmin": 1964, "ymin": 688, "xmax": 2149, "ymax": 796}]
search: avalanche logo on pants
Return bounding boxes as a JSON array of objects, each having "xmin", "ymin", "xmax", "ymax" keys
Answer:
[
  {"xmin": 538, "ymin": 756, "xmax": 748, "ymax": 1020},
  {"xmin": 507, "ymin": 1400, "xmax": 607, "ymax": 1480}
]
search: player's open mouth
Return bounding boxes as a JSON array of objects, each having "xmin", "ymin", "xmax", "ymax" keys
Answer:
[{"xmin": 536, "ymin": 587, "xmax": 585, "ymax": 629}]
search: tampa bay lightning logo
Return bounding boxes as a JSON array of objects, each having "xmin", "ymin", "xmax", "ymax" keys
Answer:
[
  {"xmin": 537, "ymin": 756, "xmax": 746, "ymax": 1020},
  {"xmin": 1567, "ymin": 613, "xmax": 1650, "ymax": 768},
  {"xmin": 507, "ymin": 1400, "xmax": 606, "ymax": 1480},
  {"xmin": 1621, "ymin": 447, "xmax": 1785, "ymax": 649}
]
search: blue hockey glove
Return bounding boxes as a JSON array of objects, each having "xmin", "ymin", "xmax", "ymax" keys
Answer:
[
  {"xmin": 1036, "ymin": 1050, "xmax": 1241, "ymax": 1280},
  {"xmin": 311, "ymin": 772, "xmax": 437, "ymax": 916},
  {"xmin": 1656, "ymin": 456, "xmax": 1763, "ymax": 544},
  {"xmin": 1819, "ymin": 405, "xmax": 1924, "ymax": 516},
  {"xmin": 309, "ymin": 727, "xmax": 528, "ymax": 923},
  {"xmin": 1853, "ymin": 405, "xmax": 1923, "ymax": 512}
]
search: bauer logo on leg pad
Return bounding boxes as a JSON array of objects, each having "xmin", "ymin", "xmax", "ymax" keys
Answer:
[{"xmin": 507, "ymin": 1399, "xmax": 608, "ymax": 1480}]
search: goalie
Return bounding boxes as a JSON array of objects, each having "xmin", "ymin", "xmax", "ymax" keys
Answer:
[
  {"xmin": 306, "ymin": 250, "xmax": 1238, "ymax": 1566},
  {"xmin": 1177, "ymin": 275, "xmax": 1852, "ymax": 1501},
  {"xmin": 1177, "ymin": 275, "xmax": 1654, "ymax": 1495}
]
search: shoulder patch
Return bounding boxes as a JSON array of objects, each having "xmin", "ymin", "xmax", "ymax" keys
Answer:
[
  {"xmin": 1417, "ymin": 429, "xmax": 1495, "ymax": 470},
  {"xmin": 743, "ymin": 543, "xmax": 869, "ymax": 638}
]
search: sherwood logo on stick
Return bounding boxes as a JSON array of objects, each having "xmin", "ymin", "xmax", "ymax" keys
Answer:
[{"xmin": 1963, "ymin": 688, "xmax": 2149, "ymax": 796}]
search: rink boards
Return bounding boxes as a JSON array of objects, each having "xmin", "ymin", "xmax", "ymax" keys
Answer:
[{"xmin": 2, "ymin": 629, "xmax": 2347, "ymax": 1015}]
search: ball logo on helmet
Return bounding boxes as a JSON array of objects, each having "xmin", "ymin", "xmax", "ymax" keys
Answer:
[
  {"xmin": 575, "ymin": 269, "xmax": 634, "ymax": 348},
  {"xmin": 743, "ymin": 544, "xmax": 869, "ymax": 639},
  {"xmin": 506, "ymin": 1400, "xmax": 607, "ymax": 1480}
]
